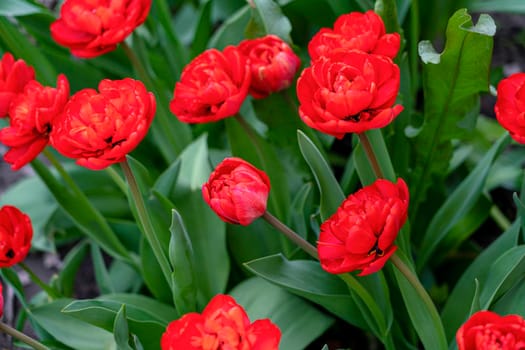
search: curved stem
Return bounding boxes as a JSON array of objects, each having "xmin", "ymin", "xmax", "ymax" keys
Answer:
[
  {"xmin": 357, "ymin": 132, "xmax": 384, "ymax": 179},
  {"xmin": 43, "ymin": 149, "xmax": 80, "ymax": 196},
  {"xmin": 18, "ymin": 262, "xmax": 60, "ymax": 299},
  {"xmin": 105, "ymin": 166, "xmax": 127, "ymax": 194},
  {"xmin": 121, "ymin": 160, "xmax": 173, "ymax": 286},
  {"xmin": 0, "ymin": 321, "xmax": 49, "ymax": 350},
  {"xmin": 490, "ymin": 205, "xmax": 511, "ymax": 232},
  {"xmin": 390, "ymin": 253, "xmax": 436, "ymax": 315},
  {"xmin": 262, "ymin": 212, "xmax": 318, "ymax": 259}
]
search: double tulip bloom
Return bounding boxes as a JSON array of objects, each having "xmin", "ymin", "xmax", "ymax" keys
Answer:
[
  {"xmin": 161, "ymin": 294, "xmax": 281, "ymax": 350},
  {"xmin": 0, "ymin": 205, "xmax": 33, "ymax": 268},
  {"xmin": 0, "ymin": 53, "xmax": 34, "ymax": 118},
  {"xmin": 317, "ymin": 179, "xmax": 409, "ymax": 276},
  {"xmin": 297, "ymin": 10, "xmax": 402, "ymax": 138},
  {"xmin": 202, "ymin": 158, "xmax": 270, "ymax": 226},
  {"xmin": 50, "ymin": 78, "xmax": 156, "ymax": 170},
  {"xmin": 50, "ymin": 0, "xmax": 152, "ymax": 58},
  {"xmin": 456, "ymin": 310, "xmax": 525, "ymax": 349},
  {"xmin": 495, "ymin": 72, "xmax": 525, "ymax": 144}
]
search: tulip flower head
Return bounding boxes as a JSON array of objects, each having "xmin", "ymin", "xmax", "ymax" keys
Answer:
[{"xmin": 0, "ymin": 205, "xmax": 33, "ymax": 268}]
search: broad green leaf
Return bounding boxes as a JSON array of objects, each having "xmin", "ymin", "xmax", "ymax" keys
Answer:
[
  {"xmin": 91, "ymin": 244, "xmax": 115, "ymax": 295},
  {"xmin": 99, "ymin": 293, "xmax": 178, "ymax": 324},
  {"xmin": 190, "ymin": 0, "xmax": 213, "ymax": 58},
  {"xmin": 63, "ymin": 299, "xmax": 166, "ymax": 350},
  {"xmin": 515, "ymin": 193, "xmax": 525, "ymax": 237},
  {"xmin": 468, "ymin": 279, "xmax": 481, "ymax": 316},
  {"xmin": 153, "ymin": 159, "xmax": 181, "ymax": 197},
  {"xmin": 479, "ymin": 245, "xmax": 525, "ymax": 309},
  {"xmin": 0, "ymin": 0, "xmax": 48, "ymax": 16},
  {"xmin": 297, "ymin": 130, "xmax": 344, "ymax": 221},
  {"xmin": 417, "ymin": 133, "xmax": 510, "ymax": 271},
  {"xmin": 0, "ymin": 268, "xmax": 28, "ymax": 309},
  {"xmin": 31, "ymin": 299, "xmax": 117, "ymax": 350},
  {"xmin": 208, "ymin": 5, "xmax": 251, "ymax": 49},
  {"xmin": 493, "ymin": 276, "xmax": 525, "ymax": 316},
  {"xmin": 389, "ymin": 251, "xmax": 448, "ymax": 350},
  {"xmin": 467, "ymin": 0, "xmax": 525, "ymax": 13},
  {"xmin": 109, "ymin": 260, "xmax": 142, "ymax": 294},
  {"xmin": 289, "ymin": 183, "xmax": 313, "ymax": 240},
  {"xmin": 55, "ymin": 241, "xmax": 89, "ymax": 297},
  {"xmin": 169, "ymin": 209, "xmax": 197, "ymax": 315},
  {"xmin": 245, "ymin": 0, "xmax": 292, "ymax": 42},
  {"xmin": 410, "ymin": 9, "xmax": 495, "ymax": 221},
  {"xmin": 244, "ymin": 254, "xmax": 368, "ymax": 330},
  {"xmin": 230, "ymin": 277, "xmax": 334, "ymax": 350},
  {"xmin": 30, "ymin": 159, "xmax": 133, "ymax": 265},
  {"xmin": 172, "ymin": 135, "xmax": 228, "ymax": 306},
  {"xmin": 113, "ymin": 305, "xmax": 133, "ymax": 350},
  {"xmin": 441, "ymin": 221, "xmax": 520, "ymax": 340}
]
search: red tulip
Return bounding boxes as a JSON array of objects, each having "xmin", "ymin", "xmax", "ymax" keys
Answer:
[
  {"xmin": 161, "ymin": 294, "xmax": 281, "ymax": 350},
  {"xmin": 202, "ymin": 157, "xmax": 270, "ymax": 226},
  {"xmin": 170, "ymin": 46, "xmax": 251, "ymax": 124},
  {"xmin": 318, "ymin": 178, "xmax": 409, "ymax": 276},
  {"xmin": 308, "ymin": 10, "xmax": 400, "ymax": 61},
  {"xmin": 0, "ymin": 53, "xmax": 35, "ymax": 117},
  {"xmin": 238, "ymin": 35, "xmax": 301, "ymax": 99},
  {"xmin": 50, "ymin": 78, "xmax": 155, "ymax": 170},
  {"xmin": 0, "ymin": 74, "xmax": 70, "ymax": 170},
  {"xmin": 495, "ymin": 72, "xmax": 525, "ymax": 144},
  {"xmin": 0, "ymin": 205, "xmax": 33, "ymax": 268},
  {"xmin": 456, "ymin": 310, "xmax": 525, "ymax": 349},
  {"xmin": 50, "ymin": 0, "xmax": 152, "ymax": 58},
  {"xmin": 297, "ymin": 50, "xmax": 403, "ymax": 138}
]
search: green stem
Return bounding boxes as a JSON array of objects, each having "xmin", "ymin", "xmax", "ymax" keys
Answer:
[
  {"xmin": 490, "ymin": 205, "xmax": 511, "ymax": 232},
  {"xmin": 43, "ymin": 149, "xmax": 80, "ymax": 196},
  {"xmin": 409, "ymin": 0, "xmax": 420, "ymax": 94},
  {"xmin": 0, "ymin": 321, "xmax": 50, "ymax": 350},
  {"xmin": 105, "ymin": 166, "xmax": 127, "ymax": 194},
  {"xmin": 358, "ymin": 132, "xmax": 384, "ymax": 179},
  {"xmin": 18, "ymin": 262, "xmax": 60, "ymax": 299},
  {"xmin": 390, "ymin": 253, "xmax": 436, "ymax": 316},
  {"xmin": 120, "ymin": 160, "xmax": 173, "ymax": 286},
  {"xmin": 262, "ymin": 211, "xmax": 318, "ymax": 259}
]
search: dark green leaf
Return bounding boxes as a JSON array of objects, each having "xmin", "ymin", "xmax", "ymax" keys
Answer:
[
  {"xmin": 410, "ymin": 9, "xmax": 495, "ymax": 221},
  {"xmin": 56, "ymin": 241, "xmax": 89, "ymax": 297},
  {"xmin": 441, "ymin": 221, "xmax": 520, "ymax": 340},
  {"xmin": 208, "ymin": 5, "xmax": 251, "ymax": 49},
  {"xmin": 91, "ymin": 244, "xmax": 115, "ymax": 294},
  {"xmin": 245, "ymin": 0, "xmax": 292, "ymax": 41},
  {"xmin": 190, "ymin": 0, "xmax": 213, "ymax": 58}
]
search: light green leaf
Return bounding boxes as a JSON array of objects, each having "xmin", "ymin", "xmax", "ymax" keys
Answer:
[
  {"xmin": 0, "ymin": 0, "xmax": 48, "ymax": 16},
  {"xmin": 113, "ymin": 305, "xmax": 133, "ymax": 350}
]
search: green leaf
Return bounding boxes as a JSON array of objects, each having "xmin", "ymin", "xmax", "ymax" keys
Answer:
[
  {"xmin": 245, "ymin": 0, "xmax": 292, "ymax": 42},
  {"xmin": 493, "ymin": 276, "xmax": 525, "ymax": 316},
  {"xmin": 230, "ymin": 277, "xmax": 334, "ymax": 350},
  {"xmin": 244, "ymin": 254, "xmax": 369, "ymax": 330},
  {"xmin": 389, "ymin": 251, "xmax": 448, "ymax": 350},
  {"xmin": 468, "ymin": 279, "xmax": 481, "ymax": 316},
  {"xmin": 479, "ymin": 245, "xmax": 525, "ymax": 309},
  {"xmin": 289, "ymin": 183, "xmax": 313, "ymax": 240},
  {"xmin": 30, "ymin": 159, "xmax": 133, "ymax": 265},
  {"xmin": 297, "ymin": 130, "xmax": 344, "ymax": 221},
  {"xmin": 190, "ymin": 0, "xmax": 213, "ymax": 58},
  {"xmin": 169, "ymin": 209, "xmax": 197, "ymax": 315},
  {"xmin": 172, "ymin": 135, "xmax": 229, "ymax": 306},
  {"xmin": 208, "ymin": 5, "xmax": 251, "ymax": 49},
  {"xmin": 56, "ymin": 241, "xmax": 89, "ymax": 297},
  {"xmin": 153, "ymin": 159, "xmax": 181, "ymax": 197},
  {"xmin": 99, "ymin": 293, "xmax": 178, "ymax": 324},
  {"xmin": 113, "ymin": 305, "xmax": 133, "ymax": 350},
  {"xmin": 31, "ymin": 299, "xmax": 117, "ymax": 350},
  {"xmin": 417, "ymin": 133, "xmax": 510, "ymax": 271},
  {"xmin": 0, "ymin": 0, "xmax": 48, "ymax": 16},
  {"xmin": 91, "ymin": 244, "xmax": 115, "ymax": 295},
  {"xmin": 441, "ymin": 221, "xmax": 520, "ymax": 340},
  {"xmin": 410, "ymin": 9, "xmax": 495, "ymax": 221},
  {"xmin": 467, "ymin": 0, "xmax": 525, "ymax": 13},
  {"xmin": 0, "ymin": 268, "xmax": 28, "ymax": 309}
]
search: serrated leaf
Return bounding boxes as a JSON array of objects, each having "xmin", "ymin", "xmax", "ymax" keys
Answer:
[{"xmin": 410, "ymin": 9, "xmax": 495, "ymax": 221}]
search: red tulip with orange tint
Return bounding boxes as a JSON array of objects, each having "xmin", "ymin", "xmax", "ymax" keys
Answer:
[
  {"xmin": 0, "ymin": 74, "xmax": 70, "ymax": 170},
  {"xmin": 318, "ymin": 178, "xmax": 409, "ymax": 276},
  {"xmin": 50, "ymin": 78, "xmax": 155, "ymax": 170},
  {"xmin": 297, "ymin": 50, "xmax": 403, "ymax": 138},
  {"xmin": 170, "ymin": 46, "xmax": 250, "ymax": 124},
  {"xmin": 50, "ymin": 0, "xmax": 151, "ymax": 58},
  {"xmin": 0, "ymin": 53, "xmax": 35, "ymax": 117},
  {"xmin": 308, "ymin": 10, "xmax": 400, "ymax": 61},
  {"xmin": 238, "ymin": 34, "xmax": 301, "ymax": 99},
  {"xmin": 161, "ymin": 294, "xmax": 281, "ymax": 350}
]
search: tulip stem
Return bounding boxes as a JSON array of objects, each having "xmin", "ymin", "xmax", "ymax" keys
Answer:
[
  {"xmin": 121, "ymin": 160, "xmax": 173, "ymax": 287},
  {"xmin": 490, "ymin": 205, "xmax": 511, "ymax": 232},
  {"xmin": 0, "ymin": 321, "xmax": 50, "ymax": 350},
  {"xmin": 390, "ymin": 252, "xmax": 437, "ymax": 315},
  {"xmin": 18, "ymin": 262, "xmax": 60, "ymax": 299},
  {"xmin": 357, "ymin": 132, "xmax": 384, "ymax": 179},
  {"xmin": 262, "ymin": 211, "xmax": 318, "ymax": 259}
]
